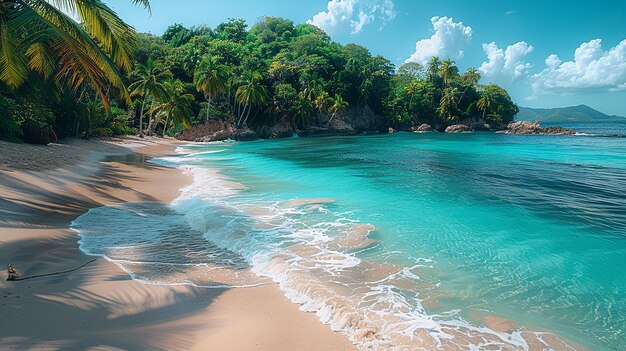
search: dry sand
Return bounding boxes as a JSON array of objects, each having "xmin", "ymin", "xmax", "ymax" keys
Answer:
[{"xmin": 0, "ymin": 138, "xmax": 356, "ymax": 351}]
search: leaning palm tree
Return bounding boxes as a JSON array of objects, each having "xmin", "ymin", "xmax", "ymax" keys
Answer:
[
  {"xmin": 235, "ymin": 71, "xmax": 268, "ymax": 127},
  {"xmin": 151, "ymin": 80, "xmax": 193, "ymax": 136},
  {"xmin": 128, "ymin": 59, "xmax": 171, "ymax": 136},
  {"xmin": 194, "ymin": 56, "xmax": 229, "ymax": 123},
  {"xmin": 457, "ymin": 67, "xmax": 481, "ymax": 105},
  {"xmin": 438, "ymin": 59, "xmax": 458, "ymax": 87},
  {"xmin": 477, "ymin": 88, "xmax": 494, "ymax": 121},
  {"xmin": 325, "ymin": 94, "xmax": 348, "ymax": 128},
  {"xmin": 0, "ymin": 0, "xmax": 150, "ymax": 108},
  {"xmin": 437, "ymin": 87, "xmax": 459, "ymax": 122}
]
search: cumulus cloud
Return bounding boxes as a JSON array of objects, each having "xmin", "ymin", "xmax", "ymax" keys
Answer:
[
  {"xmin": 405, "ymin": 16, "xmax": 473, "ymax": 65},
  {"xmin": 532, "ymin": 39, "xmax": 626, "ymax": 95},
  {"xmin": 307, "ymin": 0, "xmax": 396, "ymax": 35},
  {"xmin": 479, "ymin": 41, "xmax": 534, "ymax": 84}
]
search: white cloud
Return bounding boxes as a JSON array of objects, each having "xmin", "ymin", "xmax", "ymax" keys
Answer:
[
  {"xmin": 307, "ymin": 0, "xmax": 396, "ymax": 35},
  {"xmin": 479, "ymin": 41, "xmax": 534, "ymax": 84},
  {"xmin": 405, "ymin": 16, "xmax": 473, "ymax": 65},
  {"xmin": 532, "ymin": 39, "xmax": 626, "ymax": 95}
]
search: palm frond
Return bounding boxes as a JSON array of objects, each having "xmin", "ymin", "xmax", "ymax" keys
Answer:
[
  {"xmin": 0, "ymin": 19, "xmax": 28, "ymax": 87},
  {"xmin": 16, "ymin": 0, "xmax": 130, "ymax": 108}
]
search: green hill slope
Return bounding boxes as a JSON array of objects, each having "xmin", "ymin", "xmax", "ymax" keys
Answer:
[{"xmin": 516, "ymin": 105, "xmax": 625, "ymax": 122}]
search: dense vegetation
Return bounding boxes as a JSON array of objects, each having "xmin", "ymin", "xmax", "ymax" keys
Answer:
[{"xmin": 1, "ymin": 5, "xmax": 518, "ymax": 143}]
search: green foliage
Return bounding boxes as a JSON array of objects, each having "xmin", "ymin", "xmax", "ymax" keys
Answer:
[
  {"xmin": 2, "ymin": 11, "xmax": 520, "ymax": 143},
  {"xmin": 163, "ymin": 23, "xmax": 193, "ymax": 47},
  {"xmin": 0, "ymin": 94, "xmax": 21, "ymax": 137}
]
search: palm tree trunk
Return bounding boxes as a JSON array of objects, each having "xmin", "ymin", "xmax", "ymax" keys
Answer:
[
  {"xmin": 325, "ymin": 112, "xmax": 336, "ymax": 128},
  {"xmin": 205, "ymin": 95, "xmax": 211, "ymax": 123},
  {"xmin": 481, "ymin": 107, "xmax": 486, "ymax": 121},
  {"xmin": 138, "ymin": 99, "xmax": 146, "ymax": 137},
  {"xmin": 238, "ymin": 103, "xmax": 249, "ymax": 127},
  {"xmin": 242, "ymin": 104, "xmax": 253, "ymax": 125},
  {"xmin": 163, "ymin": 113, "xmax": 170, "ymax": 137},
  {"xmin": 146, "ymin": 100, "xmax": 156, "ymax": 136},
  {"xmin": 458, "ymin": 86, "xmax": 469, "ymax": 105}
]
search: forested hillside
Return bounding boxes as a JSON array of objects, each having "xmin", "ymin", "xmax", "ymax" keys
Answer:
[{"xmin": 1, "ymin": 15, "xmax": 518, "ymax": 143}]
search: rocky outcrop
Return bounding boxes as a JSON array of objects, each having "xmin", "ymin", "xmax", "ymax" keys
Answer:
[
  {"xmin": 254, "ymin": 120, "xmax": 294, "ymax": 139},
  {"xmin": 506, "ymin": 121, "xmax": 575, "ymax": 135},
  {"xmin": 413, "ymin": 124, "xmax": 433, "ymax": 132},
  {"xmin": 194, "ymin": 128, "xmax": 233, "ymax": 142},
  {"xmin": 303, "ymin": 105, "xmax": 387, "ymax": 137},
  {"xmin": 299, "ymin": 115, "xmax": 358, "ymax": 137},
  {"xmin": 445, "ymin": 124, "xmax": 473, "ymax": 133},
  {"xmin": 231, "ymin": 127, "xmax": 257, "ymax": 141},
  {"xmin": 470, "ymin": 122, "xmax": 492, "ymax": 131},
  {"xmin": 341, "ymin": 105, "xmax": 388, "ymax": 133},
  {"xmin": 176, "ymin": 120, "xmax": 230, "ymax": 141}
]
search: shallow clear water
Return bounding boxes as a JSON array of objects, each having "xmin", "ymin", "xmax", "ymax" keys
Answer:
[{"xmin": 72, "ymin": 130, "xmax": 626, "ymax": 350}]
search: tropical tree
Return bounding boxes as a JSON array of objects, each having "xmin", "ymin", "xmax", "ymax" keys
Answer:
[
  {"xmin": 426, "ymin": 57, "xmax": 441, "ymax": 82},
  {"xmin": 325, "ymin": 94, "xmax": 348, "ymax": 127},
  {"xmin": 151, "ymin": 80, "xmax": 193, "ymax": 136},
  {"xmin": 404, "ymin": 81, "xmax": 420, "ymax": 105},
  {"xmin": 0, "ymin": 0, "xmax": 150, "ymax": 108},
  {"xmin": 437, "ymin": 87, "xmax": 459, "ymax": 122},
  {"xmin": 235, "ymin": 71, "xmax": 268, "ymax": 126},
  {"xmin": 128, "ymin": 59, "xmax": 171, "ymax": 136},
  {"xmin": 438, "ymin": 59, "xmax": 458, "ymax": 87},
  {"xmin": 458, "ymin": 67, "xmax": 480, "ymax": 104},
  {"xmin": 313, "ymin": 90, "xmax": 332, "ymax": 113},
  {"xmin": 194, "ymin": 56, "xmax": 229, "ymax": 123},
  {"xmin": 477, "ymin": 87, "xmax": 493, "ymax": 121}
]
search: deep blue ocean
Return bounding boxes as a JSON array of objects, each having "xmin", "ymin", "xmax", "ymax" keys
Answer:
[{"xmin": 72, "ymin": 121, "xmax": 626, "ymax": 350}]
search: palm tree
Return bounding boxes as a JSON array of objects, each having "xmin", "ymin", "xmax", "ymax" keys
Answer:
[
  {"xmin": 313, "ymin": 90, "xmax": 331, "ymax": 113},
  {"xmin": 404, "ymin": 81, "xmax": 420, "ymax": 105},
  {"xmin": 0, "ymin": 0, "xmax": 150, "ymax": 109},
  {"xmin": 325, "ymin": 94, "xmax": 348, "ymax": 128},
  {"xmin": 426, "ymin": 57, "xmax": 441, "ymax": 82},
  {"xmin": 458, "ymin": 68, "xmax": 481, "ymax": 105},
  {"xmin": 235, "ymin": 71, "xmax": 268, "ymax": 127},
  {"xmin": 437, "ymin": 87, "xmax": 459, "ymax": 122},
  {"xmin": 477, "ymin": 88, "xmax": 494, "ymax": 121},
  {"xmin": 151, "ymin": 80, "xmax": 193, "ymax": 136},
  {"xmin": 438, "ymin": 59, "xmax": 458, "ymax": 87},
  {"xmin": 128, "ymin": 59, "xmax": 171, "ymax": 136},
  {"xmin": 194, "ymin": 56, "xmax": 229, "ymax": 123}
]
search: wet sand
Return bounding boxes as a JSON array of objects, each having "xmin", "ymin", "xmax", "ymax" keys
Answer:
[{"xmin": 0, "ymin": 138, "xmax": 355, "ymax": 351}]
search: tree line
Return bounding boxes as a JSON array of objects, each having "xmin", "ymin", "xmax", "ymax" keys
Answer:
[{"xmin": 0, "ymin": 3, "xmax": 518, "ymax": 143}]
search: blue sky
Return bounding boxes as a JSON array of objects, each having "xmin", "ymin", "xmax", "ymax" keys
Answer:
[{"xmin": 108, "ymin": 0, "xmax": 626, "ymax": 115}]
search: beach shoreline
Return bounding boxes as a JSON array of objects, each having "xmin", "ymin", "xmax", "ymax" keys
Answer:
[{"xmin": 0, "ymin": 138, "xmax": 356, "ymax": 351}]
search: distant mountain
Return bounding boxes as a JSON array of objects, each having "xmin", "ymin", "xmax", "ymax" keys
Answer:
[{"xmin": 516, "ymin": 105, "xmax": 625, "ymax": 123}]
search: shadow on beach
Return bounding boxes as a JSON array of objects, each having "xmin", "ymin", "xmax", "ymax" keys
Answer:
[{"xmin": 0, "ymin": 142, "xmax": 230, "ymax": 351}]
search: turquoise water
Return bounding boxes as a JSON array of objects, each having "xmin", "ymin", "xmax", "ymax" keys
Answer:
[{"xmin": 73, "ymin": 131, "xmax": 626, "ymax": 350}]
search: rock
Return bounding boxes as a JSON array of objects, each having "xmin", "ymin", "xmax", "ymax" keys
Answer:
[
  {"xmin": 231, "ymin": 127, "xmax": 257, "ymax": 141},
  {"xmin": 444, "ymin": 124, "xmax": 473, "ymax": 133},
  {"xmin": 269, "ymin": 121, "xmax": 294, "ymax": 139},
  {"xmin": 176, "ymin": 120, "xmax": 230, "ymax": 141},
  {"xmin": 470, "ymin": 122, "xmax": 491, "ymax": 131},
  {"xmin": 506, "ymin": 121, "xmax": 575, "ymax": 135},
  {"xmin": 542, "ymin": 126, "xmax": 577, "ymax": 135},
  {"xmin": 388, "ymin": 127, "xmax": 396, "ymax": 133},
  {"xmin": 416, "ymin": 124, "xmax": 433, "ymax": 132}
]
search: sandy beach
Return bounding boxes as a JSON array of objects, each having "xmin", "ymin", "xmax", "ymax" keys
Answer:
[{"xmin": 0, "ymin": 138, "xmax": 355, "ymax": 351}]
